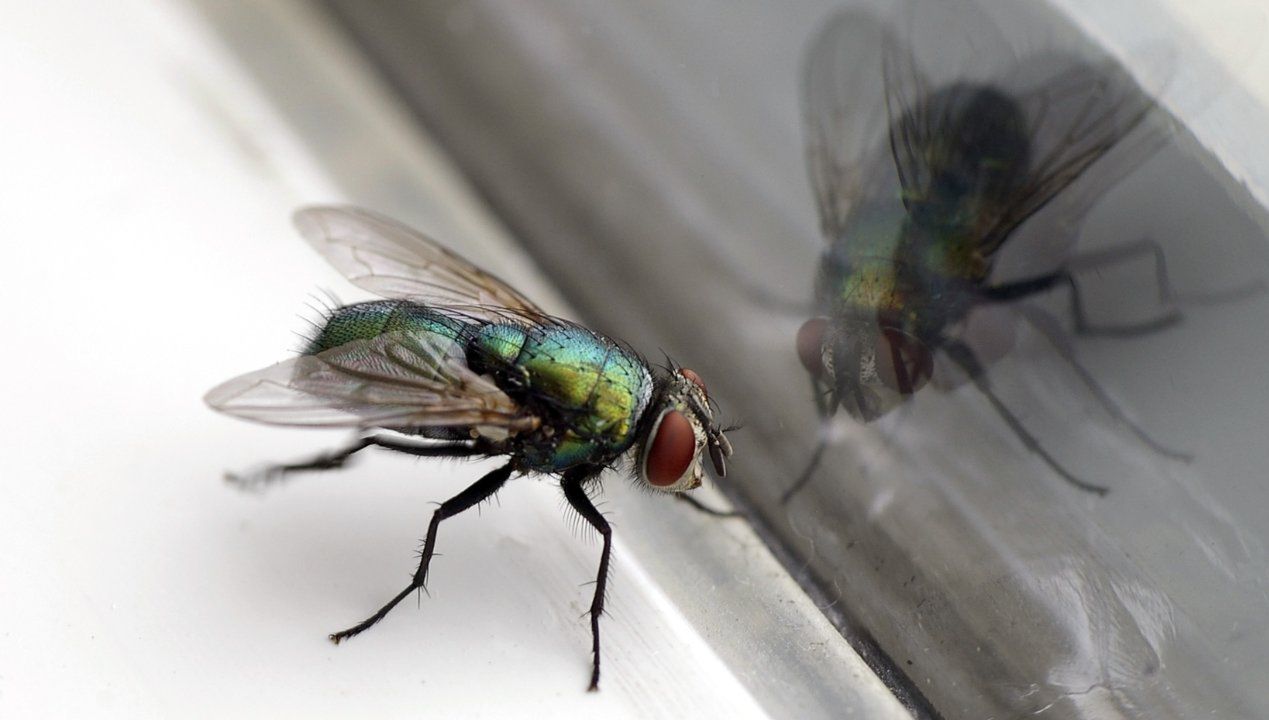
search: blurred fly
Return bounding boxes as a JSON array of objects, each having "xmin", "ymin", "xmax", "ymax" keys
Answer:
[
  {"xmin": 785, "ymin": 0, "xmax": 1196, "ymax": 500},
  {"xmin": 206, "ymin": 206, "xmax": 732, "ymax": 691}
]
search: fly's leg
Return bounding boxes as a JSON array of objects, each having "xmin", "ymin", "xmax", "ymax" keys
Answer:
[
  {"xmin": 780, "ymin": 431, "xmax": 829, "ymax": 504},
  {"xmin": 1016, "ymin": 304, "xmax": 1191, "ymax": 461},
  {"xmin": 780, "ymin": 374, "xmax": 837, "ymax": 504},
  {"xmin": 942, "ymin": 338, "xmax": 1109, "ymax": 496},
  {"xmin": 1065, "ymin": 239, "xmax": 1182, "ymax": 336},
  {"xmin": 981, "ymin": 269, "xmax": 1163, "ymax": 336},
  {"xmin": 674, "ymin": 493, "xmax": 740, "ymax": 518},
  {"xmin": 329, "ymin": 462, "xmax": 514, "ymax": 644},
  {"xmin": 985, "ymin": 238, "xmax": 1262, "ymax": 336},
  {"xmin": 227, "ymin": 436, "xmax": 481, "ymax": 490},
  {"xmin": 980, "ymin": 243, "xmax": 1177, "ymax": 336},
  {"xmin": 1065, "ymin": 237, "xmax": 1264, "ymax": 308},
  {"xmin": 560, "ymin": 466, "xmax": 611, "ymax": 692}
]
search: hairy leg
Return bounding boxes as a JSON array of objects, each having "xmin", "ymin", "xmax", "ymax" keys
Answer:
[
  {"xmin": 943, "ymin": 337, "xmax": 1109, "ymax": 496},
  {"xmin": 328, "ymin": 462, "xmax": 514, "ymax": 643},
  {"xmin": 227, "ymin": 435, "xmax": 481, "ymax": 490},
  {"xmin": 560, "ymin": 466, "xmax": 612, "ymax": 691}
]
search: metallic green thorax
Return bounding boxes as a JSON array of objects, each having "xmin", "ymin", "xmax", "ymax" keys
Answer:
[
  {"xmin": 469, "ymin": 323, "xmax": 654, "ymax": 471},
  {"xmin": 307, "ymin": 301, "xmax": 654, "ymax": 472},
  {"xmin": 818, "ymin": 203, "xmax": 985, "ymax": 340}
]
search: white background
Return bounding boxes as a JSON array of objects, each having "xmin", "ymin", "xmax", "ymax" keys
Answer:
[
  {"xmin": 0, "ymin": 1, "xmax": 910, "ymax": 718},
  {"xmin": 0, "ymin": 1, "xmax": 755, "ymax": 717}
]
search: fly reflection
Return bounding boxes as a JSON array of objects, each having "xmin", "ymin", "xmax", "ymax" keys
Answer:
[{"xmin": 784, "ymin": 0, "xmax": 1247, "ymax": 500}]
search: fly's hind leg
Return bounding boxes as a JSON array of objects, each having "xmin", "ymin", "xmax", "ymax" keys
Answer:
[
  {"xmin": 943, "ymin": 337, "xmax": 1109, "ymax": 496},
  {"xmin": 328, "ymin": 461, "xmax": 514, "ymax": 644},
  {"xmin": 227, "ymin": 435, "xmax": 482, "ymax": 491}
]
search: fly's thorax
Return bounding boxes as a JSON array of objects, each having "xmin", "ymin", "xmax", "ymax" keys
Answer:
[
  {"xmin": 466, "ymin": 322, "xmax": 528, "ymax": 368},
  {"xmin": 817, "ymin": 203, "xmax": 916, "ymax": 318},
  {"xmin": 471, "ymin": 323, "xmax": 656, "ymax": 472},
  {"xmin": 798, "ymin": 314, "xmax": 933, "ymax": 423},
  {"xmin": 828, "ymin": 260, "xmax": 909, "ymax": 318},
  {"xmin": 820, "ymin": 198, "xmax": 991, "ymax": 321},
  {"xmin": 636, "ymin": 368, "xmax": 732, "ymax": 493}
]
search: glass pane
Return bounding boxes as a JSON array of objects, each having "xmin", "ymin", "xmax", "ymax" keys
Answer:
[{"xmin": 318, "ymin": 0, "xmax": 1269, "ymax": 716}]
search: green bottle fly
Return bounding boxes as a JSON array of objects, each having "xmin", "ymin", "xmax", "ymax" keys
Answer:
[
  {"xmin": 206, "ymin": 206, "xmax": 732, "ymax": 691},
  {"xmin": 788, "ymin": 0, "xmax": 1182, "ymax": 499}
]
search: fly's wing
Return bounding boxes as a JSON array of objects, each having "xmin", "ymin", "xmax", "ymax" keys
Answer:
[
  {"xmin": 205, "ymin": 330, "xmax": 538, "ymax": 433},
  {"xmin": 294, "ymin": 206, "xmax": 546, "ymax": 320},
  {"xmin": 880, "ymin": 0, "xmax": 1015, "ymax": 223},
  {"xmin": 973, "ymin": 54, "xmax": 1164, "ymax": 260},
  {"xmin": 879, "ymin": 0, "xmax": 1171, "ymax": 272},
  {"xmin": 802, "ymin": 8, "xmax": 897, "ymax": 241}
]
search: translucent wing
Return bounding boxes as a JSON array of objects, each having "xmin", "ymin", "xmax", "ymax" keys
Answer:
[
  {"xmin": 205, "ymin": 330, "xmax": 538, "ymax": 432},
  {"xmin": 878, "ymin": 0, "xmax": 1169, "ymax": 265},
  {"xmin": 974, "ymin": 54, "xmax": 1163, "ymax": 258},
  {"xmin": 801, "ymin": 8, "xmax": 896, "ymax": 241},
  {"xmin": 294, "ymin": 205, "xmax": 546, "ymax": 319},
  {"xmin": 880, "ymin": 0, "xmax": 1014, "ymax": 218}
]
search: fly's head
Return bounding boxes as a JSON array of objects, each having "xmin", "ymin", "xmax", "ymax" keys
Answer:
[
  {"xmin": 797, "ymin": 316, "xmax": 933, "ymax": 422},
  {"xmin": 637, "ymin": 367, "xmax": 733, "ymax": 493}
]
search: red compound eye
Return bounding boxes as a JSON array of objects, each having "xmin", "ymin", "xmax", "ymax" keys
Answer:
[
  {"xmin": 645, "ymin": 410, "xmax": 697, "ymax": 487},
  {"xmin": 875, "ymin": 327, "xmax": 933, "ymax": 395},
  {"xmin": 678, "ymin": 367, "xmax": 708, "ymax": 397},
  {"xmin": 796, "ymin": 318, "xmax": 828, "ymax": 377}
]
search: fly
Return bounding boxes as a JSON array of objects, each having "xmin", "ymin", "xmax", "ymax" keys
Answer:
[
  {"xmin": 205, "ymin": 206, "xmax": 733, "ymax": 691},
  {"xmin": 783, "ymin": 0, "xmax": 1212, "ymax": 500}
]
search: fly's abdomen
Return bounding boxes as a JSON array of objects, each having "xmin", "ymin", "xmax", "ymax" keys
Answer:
[
  {"xmin": 305, "ymin": 300, "xmax": 468, "ymax": 354},
  {"xmin": 916, "ymin": 84, "xmax": 1029, "ymax": 215},
  {"xmin": 470, "ymin": 323, "xmax": 653, "ymax": 470}
]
